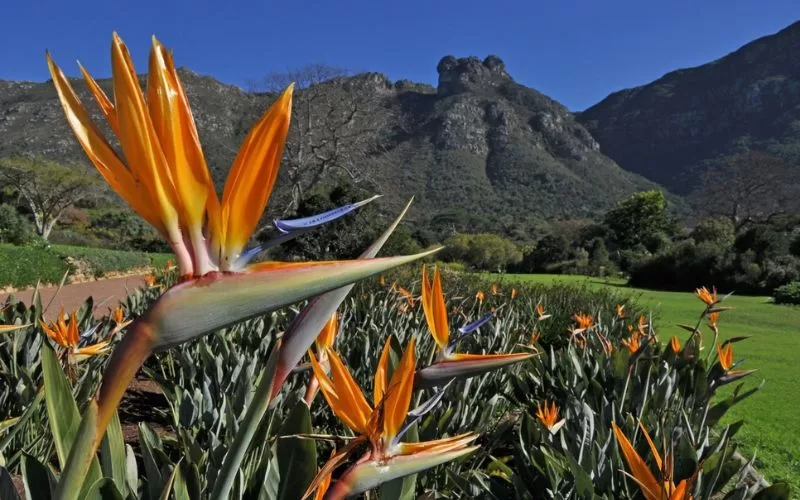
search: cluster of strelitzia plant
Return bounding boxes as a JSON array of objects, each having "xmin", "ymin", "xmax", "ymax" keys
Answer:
[
  {"xmin": 4, "ymin": 257, "xmax": 792, "ymax": 497},
  {"xmin": 0, "ymin": 34, "xmax": 547, "ymax": 499},
  {"xmin": 488, "ymin": 286, "xmax": 789, "ymax": 499}
]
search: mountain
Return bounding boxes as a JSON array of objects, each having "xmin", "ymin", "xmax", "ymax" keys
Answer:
[
  {"xmin": 578, "ymin": 21, "xmax": 800, "ymax": 194},
  {"xmin": 0, "ymin": 55, "xmax": 659, "ymax": 238}
]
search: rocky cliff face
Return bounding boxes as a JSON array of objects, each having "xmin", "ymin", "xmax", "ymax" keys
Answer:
[
  {"xmin": 0, "ymin": 56, "xmax": 657, "ymax": 236},
  {"xmin": 578, "ymin": 21, "xmax": 800, "ymax": 194}
]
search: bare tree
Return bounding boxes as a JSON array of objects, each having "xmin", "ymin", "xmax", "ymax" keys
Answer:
[
  {"xmin": 694, "ymin": 151, "xmax": 799, "ymax": 230},
  {"xmin": 249, "ymin": 64, "xmax": 389, "ymax": 211},
  {"xmin": 0, "ymin": 157, "xmax": 100, "ymax": 240}
]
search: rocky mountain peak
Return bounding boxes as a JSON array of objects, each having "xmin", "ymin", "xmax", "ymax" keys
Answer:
[{"xmin": 436, "ymin": 55, "xmax": 511, "ymax": 95}]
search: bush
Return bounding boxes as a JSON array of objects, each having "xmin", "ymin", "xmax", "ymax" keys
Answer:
[
  {"xmin": 439, "ymin": 232, "xmax": 522, "ymax": 271},
  {"xmin": 774, "ymin": 281, "xmax": 800, "ymax": 304},
  {"xmin": 629, "ymin": 239, "xmax": 729, "ymax": 291},
  {"xmin": 516, "ymin": 234, "xmax": 570, "ymax": 273},
  {"xmin": 0, "ymin": 243, "xmax": 174, "ymax": 287},
  {"xmin": 0, "ymin": 204, "xmax": 35, "ymax": 245},
  {"xmin": 52, "ymin": 244, "xmax": 152, "ymax": 276},
  {"xmin": 0, "ymin": 243, "xmax": 71, "ymax": 287},
  {"xmin": 49, "ymin": 228, "xmax": 103, "ymax": 247}
]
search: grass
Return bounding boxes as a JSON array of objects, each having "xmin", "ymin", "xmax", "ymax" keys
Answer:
[
  {"xmin": 0, "ymin": 243, "xmax": 173, "ymax": 288},
  {"xmin": 495, "ymin": 273, "xmax": 800, "ymax": 490}
]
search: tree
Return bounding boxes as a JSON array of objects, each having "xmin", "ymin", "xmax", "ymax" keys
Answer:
[
  {"xmin": 0, "ymin": 157, "xmax": 100, "ymax": 240},
  {"xmin": 690, "ymin": 216, "xmax": 735, "ymax": 247},
  {"xmin": 604, "ymin": 190, "xmax": 672, "ymax": 249},
  {"xmin": 694, "ymin": 151, "xmax": 799, "ymax": 230},
  {"xmin": 249, "ymin": 64, "xmax": 389, "ymax": 211}
]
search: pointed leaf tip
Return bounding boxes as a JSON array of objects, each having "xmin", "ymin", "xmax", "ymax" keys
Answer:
[{"xmin": 415, "ymin": 352, "xmax": 533, "ymax": 390}]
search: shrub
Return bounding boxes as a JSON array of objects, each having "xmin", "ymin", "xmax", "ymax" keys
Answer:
[
  {"xmin": 774, "ymin": 281, "xmax": 800, "ymax": 305},
  {"xmin": 0, "ymin": 243, "xmax": 71, "ymax": 287},
  {"xmin": 0, "ymin": 204, "xmax": 35, "ymax": 245},
  {"xmin": 51, "ymin": 244, "xmax": 152, "ymax": 276},
  {"xmin": 439, "ymin": 232, "xmax": 522, "ymax": 271},
  {"xmin": 516, "ymin": 234, "xmax": 570, "ymax": 273}
]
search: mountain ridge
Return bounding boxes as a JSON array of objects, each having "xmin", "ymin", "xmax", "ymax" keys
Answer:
[
  {"xmin": 577, "ymin": 20, "xmax": 800, "ymax": 194},
  {"xmin": 0, "ymin": 54, "xmax": 659, "ymax": 238}
]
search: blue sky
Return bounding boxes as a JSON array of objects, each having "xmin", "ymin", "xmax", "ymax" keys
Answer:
[{"xmin": 2, "ymin": 0, "xmax": 798, "ymax": 110}]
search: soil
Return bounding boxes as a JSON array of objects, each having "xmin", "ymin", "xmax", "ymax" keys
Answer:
[{"xmin": 0, "ymin": 275, "xmax": 147, "ymax": 321}]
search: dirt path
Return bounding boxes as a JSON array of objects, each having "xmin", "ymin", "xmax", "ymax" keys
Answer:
[{"xmin": 0, "ymin": 275, "xmax": 146, "ymax": 320}]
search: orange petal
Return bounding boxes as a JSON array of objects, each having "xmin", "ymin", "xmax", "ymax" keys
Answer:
[
  {"xmin": 220, "ymin": 84, "xmax": 293, "ymax": 267},
  {"xmin": 110, "ymin": 34, "xmax": 180, "ymax": 240},
  {"xmin": 39, "ymin": 319, "xmax": 61, "ymax": 347},
  {"xmin": 67, "ymin": 311, "xmax": 80, "ymax": 347},
  {"xmin": 315, "ymin": 312, "xmax": 338, "ymax": 351},
  {"xmin": 398, "ymin": 432, "xmax": 479, "ymax": 455},
  {"xmin": 146, "ymin": 37, "xmax": 215, "ymax": 238},
  {"xmin": 312, "ymin": 448, "xmax": 337, "ymax": 500},
  {"xmin": 74, "ymin": 341, "xmax": 111, "ymax": 357},
  {"xmin": 374, "ymin": 336, "xmax": 392, "ymax": 407},
  {"xmin": 670, "ymin": 480, "xmax": 689, "ymax": 500},
  {"xmin": 612, "ymin": 422, "xmax": 661, "ymax": 500},
  {"xmin": 637, "ymin": 422, "xmax": 663, "ymax": 472},
  {"xmin": 384, "ymin": 338, "xmax": 416, "ymax": 440},
  {"xmin": 78, "ymin": 62, "xmax": 119, "ymax": 135},
  {"xmin": 308, "ymin": 349, "xmax": 364, "ymax": 433},
  {"xmin": 309, "ymin": 348, "xmax": 371, "ymax": 434},
  {"xmin": 421, "ymin": 266, "xmax": 449, "ymax": 347},
  {"xmin": 307, "ymin": 349, "xmax": 338, "ymax": 397},
  {"xmin": 46, "ymin": 53, "xmax": 165, "ymax": 236}
]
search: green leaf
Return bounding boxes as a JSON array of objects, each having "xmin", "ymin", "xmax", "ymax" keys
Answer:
[
  {"xmin": 259, "ymin": 445, "xmax": 280, "ymax": 500},
  {"xmin": 41, "ymin": 341, "xmax": 101, "ymax": 498},
  {"xmin": 158, "ymin": 460, "xmax": 181, "ymax": 500},
  {"xmin": 210, "ymin": 348, "xmax": 279, "ymax": 500},
  {"xmin": 565, "ymin": 453, "xmax": 593, "ymax": 497},
  {"xmin": 124, "ymin": 444, "xmax": 139, "ymax": 496},
  {"xmin": 21, "ymin": 454, "xmax": 56, "ymax": 500},
  {"xmin": 0, "ymin": 389, "xmax": 44, "ymax": 454},
  {"xmin": 277, "ymin": 399, "xmax": 317, "ymax": 500},
  {"xmin": 138, "ymin": 422, "xmax": 165, "ymax": 500},
  {"xmin": 172, "ymin": 460, "xmax": 201, "ymax": 500},
  {"xmin": 752, "ymin": 483, "xmax": 793, "ymax": 500},
  {"xmin": 100, "ymin": 411, "xmax": 129, "ymax": 497},
  {"xmin": 0, "ymin": 466, "xmax": 22, "ymax": 500},
  {"xmin": 83, "ymin": 478, "xmax": 124, "ymax": 500}
]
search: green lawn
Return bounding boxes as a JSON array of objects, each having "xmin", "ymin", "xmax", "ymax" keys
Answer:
[{"xmin": 498, "ymin": 273, "xmax": 800, "ymax": 490}]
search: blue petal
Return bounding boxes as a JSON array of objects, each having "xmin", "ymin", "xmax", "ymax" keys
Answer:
[
  {"xmin": 273, "ymin": 195, "xmax": 381, "ymax": 234},
  {"xmin": 458, "ymin": 313, "xmax": 494, "ymax": 335},
  {"xmin": 408, "ymin": 379, "xmax": 453, "ymax": 418},
  {"xmin": 393, "ymin": 380, "xmax": 453, "ymax": 446},
  {"xmin": 233, "ymin": 245, "xmax": 264, "ymax": 269},
  {"xmin": 79, "ymin": 323, "xmax": 101, "ymax": 342}
]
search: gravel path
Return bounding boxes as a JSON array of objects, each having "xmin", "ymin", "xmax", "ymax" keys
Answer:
[{"xmin": 0, "ymin": 275, "xmax": 146, "ymax": 320}]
